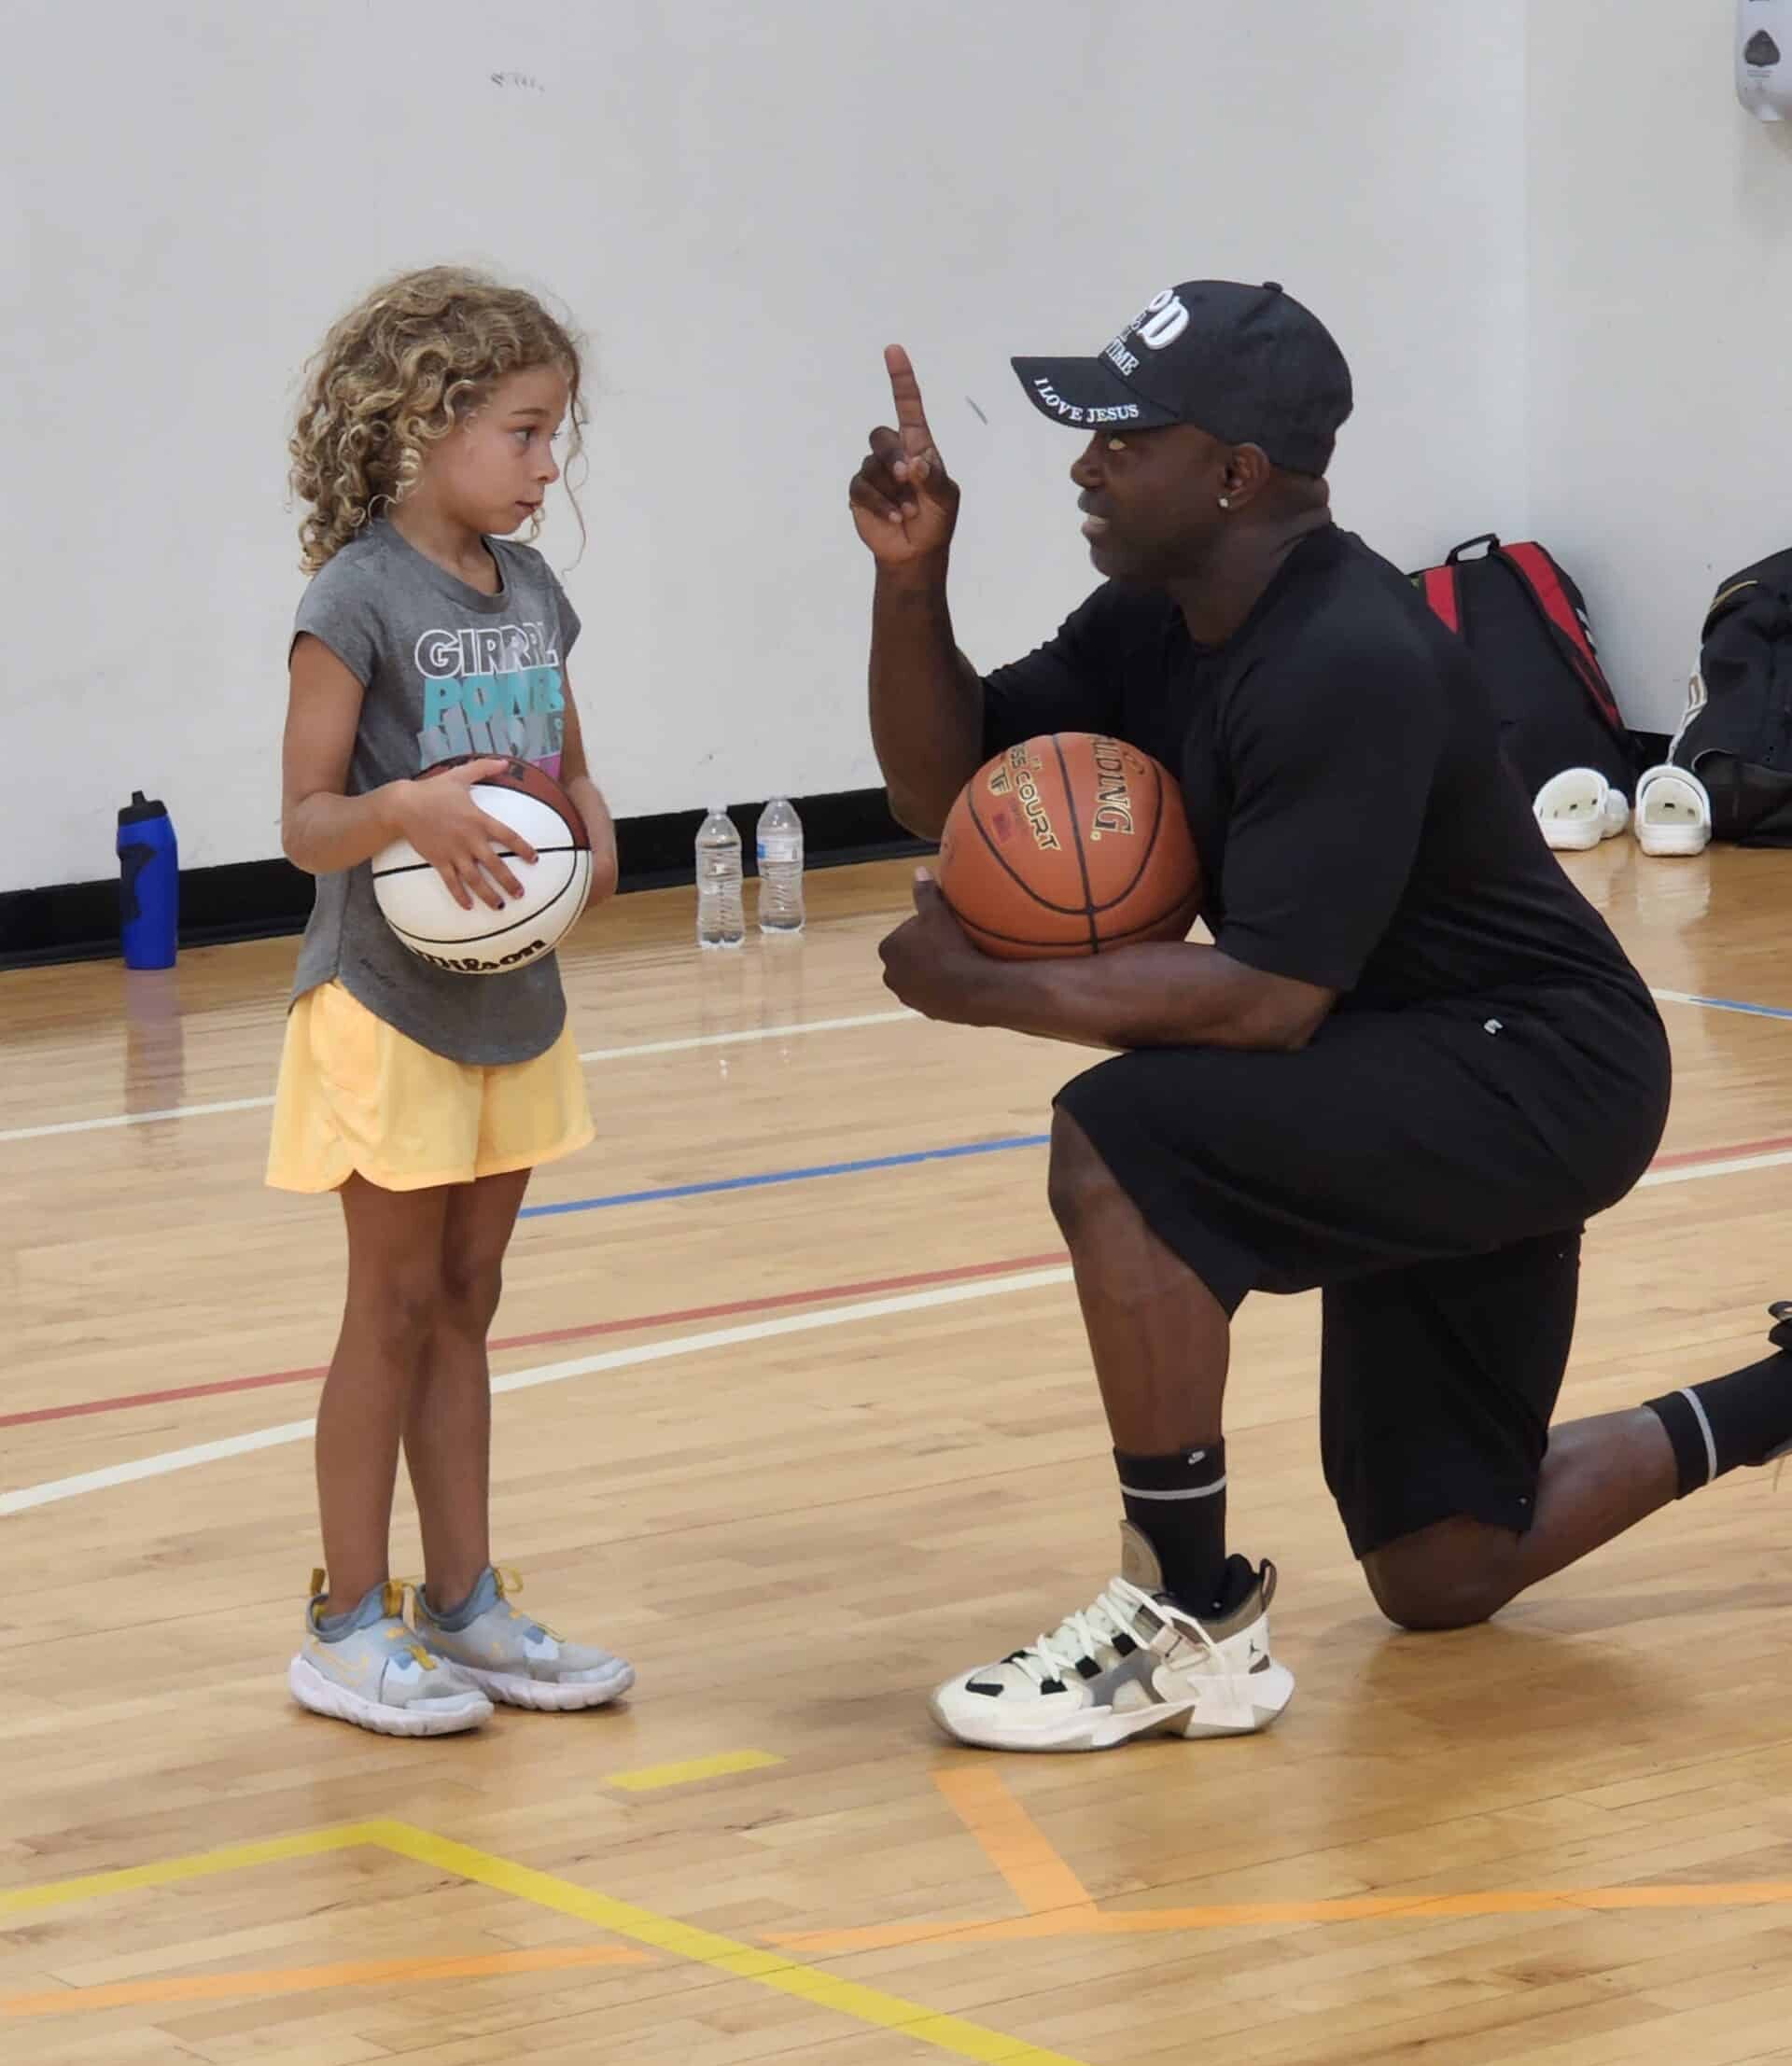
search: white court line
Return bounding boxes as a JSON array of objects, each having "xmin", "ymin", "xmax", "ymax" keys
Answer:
[
  {"xmin": 1640, "ymin": 1150, "xmax": 1792, "ymax": 1188},
  {"xmin": 9, "ymin": 1131, "xmax": 1792, "ymax": 1519},
  {"xmin": 577, "ymin": 1009, "xmax": 915, "ymax": 1065},
  {"xmin": 0, "ymin": 1266, "xmax": 1069, "ymax": 1516},
  {"xmin": 0, "ymin": 1011, "xmax": 917, "ymax": 1146},
  {"xmin": 3, "ymin": 1095, "xmax": 277, "ymax": 1143}
]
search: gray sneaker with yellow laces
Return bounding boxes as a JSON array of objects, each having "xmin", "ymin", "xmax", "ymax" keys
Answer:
[
  {"xmin": 414, "ymin": 1566, "xmax": 634, "ymax": 1711},
  {"xmin": 288, "ymin": 1572, "xmax": 493, "ymax": 1737}
]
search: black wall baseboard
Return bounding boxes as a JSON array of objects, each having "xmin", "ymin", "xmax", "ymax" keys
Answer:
[
  {"xmin": 0, "ymin": 743, "xmax": 1681, "ymax": 972},
  {"xmin": 0, "ymin": 789, "xmax": 931, "ymax": 971}
]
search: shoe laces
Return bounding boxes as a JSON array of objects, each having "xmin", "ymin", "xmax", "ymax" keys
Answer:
[
  {"xmin": 379, "ymin": 1579, "xmax": 440, "ymax": 1668},
  {"xmin": 493, "ymin": 1566, "xmax": 561, "ymax": 1640},
  {"xmin": 1007, "ymin": 1580, "xmax": 1234, "ymax": 1690},
  {"xmin": 307, "ymin": 1570, "xmax": 436, "ymax": 1670},
  {"xmin": 1005, "ymin": 1580, "xmax": 1155, "ymax": 1689}
]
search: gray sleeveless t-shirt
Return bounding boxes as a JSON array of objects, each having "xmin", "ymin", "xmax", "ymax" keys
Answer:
[{"xmin": 288, "ymin": 522, "xmax": 581, "ymax": 1065}]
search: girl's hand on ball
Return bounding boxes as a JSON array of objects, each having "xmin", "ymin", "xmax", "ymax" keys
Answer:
[{"xmin": 394, "ymin": 759, "xmax": 537, "ymax": 912}]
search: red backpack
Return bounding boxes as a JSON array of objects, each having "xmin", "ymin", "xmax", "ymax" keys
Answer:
[{"xmin": 1410, "ymin": 535, "xmax": 1640, "ymax": 795}]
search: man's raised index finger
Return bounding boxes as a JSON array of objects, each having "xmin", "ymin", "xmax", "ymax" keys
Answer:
[{"xmin": 884, "ymin": 343, "xmax": 934, "ymax": 442}]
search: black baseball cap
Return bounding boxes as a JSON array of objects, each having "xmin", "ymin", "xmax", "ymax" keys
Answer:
[{"xmin": 1012, "ymin": 279, "xmax": 1353, "ymax": 475}]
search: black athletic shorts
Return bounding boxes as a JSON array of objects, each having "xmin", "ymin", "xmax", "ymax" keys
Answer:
[{"xmin": 1055, "ymin": 998, "xmax": 1671, "ymax": 1557}]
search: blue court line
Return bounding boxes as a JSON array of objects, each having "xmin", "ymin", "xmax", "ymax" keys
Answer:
[
  {"xmin": 1653, "ymin": 987, "xmax": 1792, "ymax": 1025},
  {"xmin": 517, "ymin": 1133, "xmax": 1052, "ymax": 1219},
  {"xmin": 521, "ymin": 989, "xmax": 1792, "ymax": 1221}
]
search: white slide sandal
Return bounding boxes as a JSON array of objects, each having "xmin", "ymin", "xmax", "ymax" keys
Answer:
[
  {"xmin": 1533, "ymin": 767, "xmax": 1631, "ymax": 851},
  {"xmin": 1633, "ymin": 764, "xmax": 1713, "ymax": 856}
]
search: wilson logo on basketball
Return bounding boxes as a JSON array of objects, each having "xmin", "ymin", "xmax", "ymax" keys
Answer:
[
  {"xmin": 1087, "ymin": 739, "xmax": 1136, "ymax": 843},
  {"xmin": 413, "ymin": 941, "xmax": 548, "ymax": 973}
]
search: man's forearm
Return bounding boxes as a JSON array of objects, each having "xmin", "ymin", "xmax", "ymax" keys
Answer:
[
  {"xmin": 965, "ymin": 942, "xmax": 1334, "ymax": 1054},
  {"xmin": 869, "ymin": 568, "xmax": 985, "ymax": 839}
]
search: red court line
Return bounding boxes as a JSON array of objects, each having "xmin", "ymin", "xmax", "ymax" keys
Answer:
[
  {"xmin": 1650, "ymin": 1132, "xmax": 1792, "ymax": 1170},
  {"xmin": 0, "ymin": 1250, "xmax": 1069, "ymax": 1431},
  {"xmin": 12, "ymin": 1124, "xmax": 1792, "ymax": 1439}
]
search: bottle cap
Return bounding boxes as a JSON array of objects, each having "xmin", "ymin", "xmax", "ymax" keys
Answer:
[{"xmin": 118, "ymin": 790, "xmax": 168, "ymax": 826}]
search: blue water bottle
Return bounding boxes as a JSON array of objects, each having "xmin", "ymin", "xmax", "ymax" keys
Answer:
[{"xmin": 118, "ymin": 790, "xmax": 178, "ymax": 969}]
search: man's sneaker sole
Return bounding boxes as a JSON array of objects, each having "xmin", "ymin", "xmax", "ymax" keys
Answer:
[
  {"xmin": 288, "ymin": 1654, "xmax": 493, "ymax": 1737},
  {"xmin": 455, "ymin": 1658, "xmax": 636, "ymax": 1710},
  {"xmin": 930, "ymin": 1660, "xmax": 1295, "ymax": 1752}
]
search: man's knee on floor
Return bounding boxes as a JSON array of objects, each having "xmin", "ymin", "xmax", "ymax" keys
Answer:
[
  {"xmin": 1046, "ymin": 1108, "xmax": 1124, "ymax": 1237},
  {"xmin": 1362, "ymin": 1520, "xmax": 1522, "ymax": 1631}
]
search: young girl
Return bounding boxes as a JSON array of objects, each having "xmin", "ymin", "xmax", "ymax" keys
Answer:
[{"xmin": 271, "ymin": 266, "xmax": 629, "ymax": 1736}]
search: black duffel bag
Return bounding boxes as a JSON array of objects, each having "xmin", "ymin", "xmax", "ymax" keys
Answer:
[{"xmin": 1670, "ymin": 548, "xmax": 1792, "ymax": 845}]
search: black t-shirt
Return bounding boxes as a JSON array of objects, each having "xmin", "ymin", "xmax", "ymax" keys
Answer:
[{"xmin": 980, "ymin": 526, "xmax": 1668, "ymax": 1148}]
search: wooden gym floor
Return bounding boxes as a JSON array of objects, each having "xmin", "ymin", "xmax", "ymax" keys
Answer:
[{"xmin": 6, "ymin": 843, "xmax": 1792, "ymax": 2066}]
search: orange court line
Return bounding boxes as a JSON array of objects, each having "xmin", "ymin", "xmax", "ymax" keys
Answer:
[
  {"xmin": 930, "ymin": 1766, "xmax": 1099, "ymax": 1918},
  {"xmin": 1, "ymin": 1943, "xmax": 651, "ymax": 2017},
  {"xmin": 766, "ymin": 1769, "xmax": 1792, "ymax": 1952},
  {"xmin": 0, "ymin": 1817, "xmax": 1091, "ymax": 2064},
  {"xmin": 769, "ymin": 1880, "xmax": 1792, "ymax": 1952}
]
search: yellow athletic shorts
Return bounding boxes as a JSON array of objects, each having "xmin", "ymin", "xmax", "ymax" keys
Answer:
[{"xmin": 266, "ymin": 980, "xmax": 594, "ymax": 1194}]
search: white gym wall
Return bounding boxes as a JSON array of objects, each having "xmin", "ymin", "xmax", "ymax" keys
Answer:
[
  {"xmin": 1526, "ymin": 0, "xmax": 1792, "ymax": 733},
  {"xmin": 7, "ymin": 1, "xmax": 1532, "ymax": 892}
]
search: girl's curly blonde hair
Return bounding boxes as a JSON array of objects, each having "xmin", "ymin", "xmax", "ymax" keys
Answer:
[{"xmin": 289, "ymin": 265, "xmax": 586, "ymax": 572}]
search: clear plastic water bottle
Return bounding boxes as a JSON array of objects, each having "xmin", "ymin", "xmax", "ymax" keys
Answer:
[
  {"xmin": 755, "ymin": 796, "xmax": 805, "ymax": 934},
  {"xmin": 695, "ymin": 804, "xmax": 745, "ymax": 949}
]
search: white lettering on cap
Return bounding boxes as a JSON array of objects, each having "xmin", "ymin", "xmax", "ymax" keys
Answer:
[
  {"xmin": 1031, "ymin": 377, "xmax": 1085, "ymax": 423},
  {"xmin": 1030, "ymin": 378, "xmax": 1141, "ymax": 426},
  {"xmin": 1136, "ymin": 287, "xmax": 1190, "ymax": 352}
]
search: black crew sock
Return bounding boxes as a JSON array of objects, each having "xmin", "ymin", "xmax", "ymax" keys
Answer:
[
  {"xmin": 1113, "ymin": 1441, "xmax": 1227, "ymax": 1609},
  {"xmin": 1645, "ymin": 1347, "xmax": 1792, "ymax": 1499}
]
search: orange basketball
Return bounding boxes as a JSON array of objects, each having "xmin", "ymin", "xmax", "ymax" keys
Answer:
[{"xmin": 937, "ymin": 733, "xmax": 1201, "ymax": 959}]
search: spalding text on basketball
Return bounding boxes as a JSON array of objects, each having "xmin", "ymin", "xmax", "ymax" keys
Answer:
[{"xmin": 1087, "ymin": 739, "xmax": 1136, "ymax": 843}]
